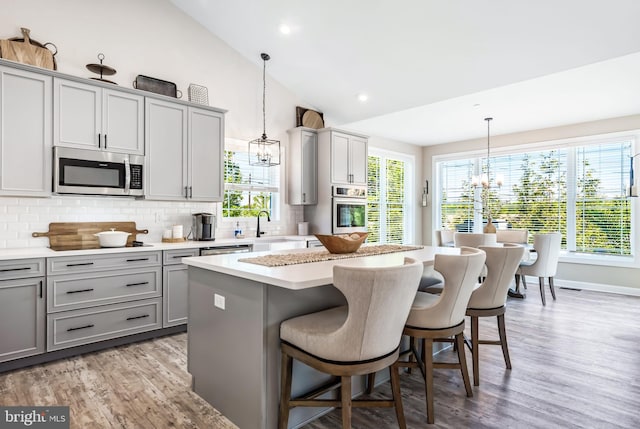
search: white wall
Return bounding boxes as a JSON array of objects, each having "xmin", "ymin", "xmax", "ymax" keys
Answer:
[
  {"xmin": 422, "ymin": 114, "xmax": 640, "ymax": 292},
  {"xmin": 0, "ymin": 0, "xmax": 311, "ymax": 247}
]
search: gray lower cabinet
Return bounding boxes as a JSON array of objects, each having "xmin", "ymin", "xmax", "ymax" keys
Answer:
[
  {"xmin": 163, "ymin": 248, "xmax": 199, "ymax": 327},
  {"xmin": 47, "ymin": 298, "xmax": 161, "ymax": 351},
  {"xmin": 0, "ymin": 259, "xmax": 46, "ymax": 363},
  {"xmin": 46, "ymin": 251, "xmax": 164, "ymax": 351}
]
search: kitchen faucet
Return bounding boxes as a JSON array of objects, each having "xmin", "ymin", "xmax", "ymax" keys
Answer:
[{"xmin": 256, "ymin": 210, "xmax": 271, "ymax": 237}]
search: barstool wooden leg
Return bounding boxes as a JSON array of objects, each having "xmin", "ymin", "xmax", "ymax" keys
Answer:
[
  {"xmin": 522, "ymin": 274, "xmax": 528, "ymax": 290},
  {"xmin": 366, "ymin": 372, "xmax": 376, "ymax": 394},
  {"xmin": 549, "ymin": 276, "xmax": 557, "ymax": 300},
  {"xmin": 538, "ymin": 277, "xmax": 546, "ymax": 305},
  {"xmin": 423, "ymin": 339, "xmax": 435, "ymax": 424},
  {"xmin": 497, "ymin": 313, "xmax": 512, "ymax": 369},
  {"xmin": 471, "ymin": 315, "xmax": 480, "ymax": 386},
  {"xmin": 341, "ymin": 375, "xmax": 352, "ymax": 429},
  {"xmin": 455, "ymin": 333, "xmax": 473, "ymax": 397},
  {"xmin": 390, "ymin": 363, "xmax": 407, "ymax": 429},
  {"xmin": 278, "ymin": 350, "xmax": 293, "ymax": 429}
]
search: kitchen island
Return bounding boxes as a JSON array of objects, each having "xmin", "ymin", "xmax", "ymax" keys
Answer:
[{"xmin": 183, "ymin": 245, "xmax": 458, "ymax": 429}]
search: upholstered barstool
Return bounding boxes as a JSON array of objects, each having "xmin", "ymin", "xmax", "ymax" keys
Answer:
[
  {"xmin": 465, "ymin": 244, "xmax": 525, "ymax": 386},
  {"xmin": 397, "ymin": 247, "xmax": 486, "ymax": 424},
  {"xmin": 278, "ymin": 258, "xmax": 423, "ymax": 429},
  {"xmin": 516, "ymin": 232, "xmax": 561, "ymax": 305}
]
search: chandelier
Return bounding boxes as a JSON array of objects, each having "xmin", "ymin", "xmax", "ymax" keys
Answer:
[
  {"xmin": 249, "ymin": 53, "xmax": 280, "ymax": 167},
  {"xmin": 471, "ymin": 117, "xmax": 503, "ymax": 232}
]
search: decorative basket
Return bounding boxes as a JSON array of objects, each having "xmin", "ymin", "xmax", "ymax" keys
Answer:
[
  {"xmin": 314, "ymin": 232, "xmax": 368, "ymax": 254},
  {"xmin": 188, "ymin": 83, "xmax": 209, "ymax": 105}
]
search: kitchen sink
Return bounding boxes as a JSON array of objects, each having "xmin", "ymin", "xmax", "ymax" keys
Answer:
[{"xmin": 252, "ymin": 238, "xmax": 307, "ymax": 252}]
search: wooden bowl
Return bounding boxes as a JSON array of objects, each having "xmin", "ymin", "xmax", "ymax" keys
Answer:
[{"xmin": 314, "ymin": 232, "xmax": 369, "ymax": 254}]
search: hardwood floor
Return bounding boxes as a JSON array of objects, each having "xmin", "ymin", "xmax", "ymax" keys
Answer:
[
  {"xmin": 306, "ymin": 288, "xmax": 640, "ymax": 428},
  {"xmin": 1, "ymin": 287, "xmax": 639, "ymax": 428},
  {"xmin": 0, "ymin": 334, "xmax": 238, "ymax": 429}
]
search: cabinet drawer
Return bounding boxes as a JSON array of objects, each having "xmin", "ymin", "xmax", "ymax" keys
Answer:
[
  {"xmin": 47, "ymin": 251, "xmax": 161, "ymax": 274},
  {"xmin": 47, "ymin": 267, "xmax": 161, "ymax": 313},
  {"xmin": 0, "ymin": 258, "xmax": 45, "ymax": 280},
  {"xmin": 47, "ymin": 298, "xmax": 161, "ymax": 351},
  {"xmin": 163, "ymin": 248, "xmax": 199, "ymax": 265}
]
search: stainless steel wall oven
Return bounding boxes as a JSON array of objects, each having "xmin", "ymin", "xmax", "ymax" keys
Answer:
[{"xmin": 332, "ymin": 186, "xmax": 367, "ymax": 234}]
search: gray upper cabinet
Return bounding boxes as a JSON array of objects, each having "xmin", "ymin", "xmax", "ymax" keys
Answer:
[
  {"xmin": 0, "ymin": 66, "xmax": 52, "ymax": 197},
  {"xmin": 189, "ymin": 106, "xmax": 224, "ymax": 202},
  {"xmin": 287, "ymin": 127, "xmax": 318, "ymax": 205},
  {"xmin": 320, "ymin": 129, "xmax": 368, "ymax": 186},
  {"xmin": 54, "ymin": 78, "xmax": 144, "ymax": 155},
  {"xmin": 145, "ymin": 98, "xmax": 223, "ymax": 201}
]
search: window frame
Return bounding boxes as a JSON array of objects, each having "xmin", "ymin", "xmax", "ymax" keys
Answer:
[
  {"xmin": 220, "ymin": 138, "xmax": 282, "ymax": 225},
  {"xmin": 368, "ymin": 147, "xmax": 415, "ymax": 244},
  {"xmin": 433, "ymin": 130, "xmax": 640, "ymax": 268}
]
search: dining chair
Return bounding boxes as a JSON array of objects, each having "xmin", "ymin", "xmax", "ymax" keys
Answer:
[
  {"xmin": 434, "ymin": 229, "xmax": 455, "ymax": 247},
  {"xmin": 278, "ymin": 257, "xmax": 424, "ymax": 429},
  {"xmin": 466, "ymin": 244, "xmax": 525, "ymax": 386},
  {"xmin": 516, "ymin": 232, "xmax": 561, "ymax": 305},
  {"xmin": 396, "ymin": 247, "xmax": 486, "ymax": 424},
  {"xmin": 495, "ymin": 228, "xmax": 528, "ymax": 244},
  {"xmin": 453, "ymin": 232, "xmax": 497, "ymax": 248}
]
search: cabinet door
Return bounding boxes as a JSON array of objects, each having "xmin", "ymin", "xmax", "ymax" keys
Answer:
[
  {"xmin": 54, "ymin": 78, "xmax": 101, "ymax": 150},
  {"xmin": 349, "ymin": 135, "xmax": 368, "ymax": 186},
  {"xmin": 145, "ymin": 98, "xmax": 188, "ymax": 200},
  {"xmin": 102, "ymin": 89, "xmax": 144, "ymax": 154},
  {"xmin": 0, "ymin": 67, "xmax": 52, "ymax": 196},
  {"xmin": 163, "ymin": 265, "xmax": 188, "ymax": 327},
  {"xmin": 188, "ymin": 107, "xmax": 224, "ymax": 201},
  {"xmin": 0, "ymin": 277, "xmax": 45, "ymax": 363},
  {"xmin": 331, "ymin": 132, "xmax": 351, "ymax": 184},
  {"xmin": 301, "ymin": 130, "xmax": 318, "ymax": 204}
]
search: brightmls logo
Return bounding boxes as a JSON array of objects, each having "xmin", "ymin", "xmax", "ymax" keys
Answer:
[{"xmin": 0, "ymin": 407, "xmax": 69, "ymax": 428}]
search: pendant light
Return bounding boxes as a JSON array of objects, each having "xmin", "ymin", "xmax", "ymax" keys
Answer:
[
  {"xmin": 470, "ymin": 117, "xmax": 503, "ymax": 233},
  {"xmin": 249, "ymin": 53, "xmax": 280, "ymax": 167}
]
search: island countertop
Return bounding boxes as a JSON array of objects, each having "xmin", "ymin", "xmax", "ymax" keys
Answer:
[{"xmin": 182, "ymin": 245, "xmax": 459, "ymax": 290}]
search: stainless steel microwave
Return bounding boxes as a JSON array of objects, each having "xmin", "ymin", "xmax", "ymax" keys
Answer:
[{"xmin": 53, "ymin": 147, "xmax": 144, "ymax": 196}]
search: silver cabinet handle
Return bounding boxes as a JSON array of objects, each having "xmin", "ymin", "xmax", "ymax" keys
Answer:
[
  {"xmin": 189, "ymin": 186, "xmax": 193, "ymax": 198},
  {"xmin": 104, "ymin": 134, "xmax": 108, "ymax": 149},
  {"xmin": 185, "ymin": 186, "xmax": 189, "ymax": 198},
  {"xmin": 98, "ymin": 133, "xmax": 101, "ymax": 149}
]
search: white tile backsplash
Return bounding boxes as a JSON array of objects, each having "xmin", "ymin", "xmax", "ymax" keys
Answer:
[{"xmin": 0, "ymin": 196, "xmax": 305, "ymax": 248}]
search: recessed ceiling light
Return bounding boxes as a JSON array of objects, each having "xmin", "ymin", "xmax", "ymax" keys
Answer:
[
  {"xmin": 279, "ymin": 24, "xmax": 291, "ymax": 35},
  {"xmin": 358, "ymin": 93, "xmax": 368, "ymax": 102}
]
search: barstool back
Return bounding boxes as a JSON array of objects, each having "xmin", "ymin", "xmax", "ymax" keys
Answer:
[
  {"xmin": 468, "ymin": 244, "xmax": 525, "ymax": 309},
  {"xmin": 331, "ymin": 257, "xmax": 424, "ymax": 361},
  {"xmin": 454, "ymin": 232, "xmax": 497, "ymax": 248},
  {"xmin": 406, "ymin": 247, "xmax": 486, "ymax": 329}
]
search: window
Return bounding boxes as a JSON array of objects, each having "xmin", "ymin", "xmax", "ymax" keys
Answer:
[
  {"xmin": 223, "ymin": 138, "xmax": 280, "ymax": 219},
  {"xmin": 367, "ymin": 150, "xmax": 414, "ymax": 244},
  {"xmin": 436, "ymin": 135, "xmax": 633, "ymax": 257}
]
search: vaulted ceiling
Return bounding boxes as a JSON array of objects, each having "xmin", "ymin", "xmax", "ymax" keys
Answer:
[{"xmin": 172, "ymin": 0, "xmax": 640, "ymax": 145}]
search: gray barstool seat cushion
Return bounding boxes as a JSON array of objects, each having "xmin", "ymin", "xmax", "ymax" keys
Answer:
[{"xmin": 408, "ymin": 291, "xmax": 440, "ymax": 312}]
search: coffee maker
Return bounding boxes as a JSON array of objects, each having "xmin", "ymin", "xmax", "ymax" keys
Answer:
[{"xmin": 192, "ymin": 213, "xmax": 216, "ymax": 241}]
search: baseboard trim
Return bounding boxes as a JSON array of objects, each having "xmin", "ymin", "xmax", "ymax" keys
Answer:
[{"xmin": 522, "ymin": 276, "xmax": 640, "ymax": 297}]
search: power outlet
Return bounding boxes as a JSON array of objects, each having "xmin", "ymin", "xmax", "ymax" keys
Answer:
[{"xmin": 214, "ymin": 294, "xmax": 225, "ymax": 310}]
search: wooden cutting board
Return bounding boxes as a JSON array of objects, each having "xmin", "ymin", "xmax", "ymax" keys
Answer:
[
  {"xmin": 0, "ymin": 27, "xmax": 56, "ymax": 70},
  {"xmin": 32, "ymin": 222, "xmax": 149, "ymax": 251}
]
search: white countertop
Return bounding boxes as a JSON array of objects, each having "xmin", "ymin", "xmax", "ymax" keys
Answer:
[
  {"xmin": 183, "ymin": 245, "xmax": 460, "ymax": 290},
  {"xmin": 0, "ymin": 235, "xmax": 317, "ymax": 260}
]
